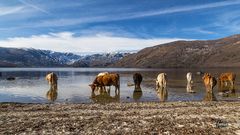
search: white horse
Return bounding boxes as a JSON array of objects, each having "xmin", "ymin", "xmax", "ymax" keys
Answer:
[
  {"xmin": 156, "ymin": 73, "xmax": 167, "ymax": 89},
  {"xmin": 97, "ymin": 72, "xmax": 109, "ymax": 77},
  {"xmin": 186, "ymin": 72, "xmax": 194, "ymax": 93}
]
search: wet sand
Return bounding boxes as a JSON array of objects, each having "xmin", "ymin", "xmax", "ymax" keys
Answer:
[{"xmin": 0, "ymin": 101, "xmax": 240, "ymax": 135}]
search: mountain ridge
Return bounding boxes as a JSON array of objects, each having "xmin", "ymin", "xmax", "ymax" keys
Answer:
[
  {"xmin": 111, "ymin": 34, "xmax": 240, "ymax": 68},
  {"xmin": 0, "ymin": 47, "xmax": 130, "ymax": 67}
]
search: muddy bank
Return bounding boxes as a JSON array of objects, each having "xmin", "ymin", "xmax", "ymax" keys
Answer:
[{"xmin": 0, "ymin": 101, "xmax": 240, "ymax": 135}]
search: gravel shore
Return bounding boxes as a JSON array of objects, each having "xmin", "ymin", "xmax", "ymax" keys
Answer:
[{"xmin": 0, "ymin": 101, "xmax": 240, "ymax": 135}]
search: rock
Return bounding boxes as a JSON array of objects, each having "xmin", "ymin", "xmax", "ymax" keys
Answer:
[
  {"xmin": 196, "ymin": 71, "xmax": 204, "ymax": 75},
  {"xmin": 6, "ymin": 77, "xmax": 15, "ymax": 81}
]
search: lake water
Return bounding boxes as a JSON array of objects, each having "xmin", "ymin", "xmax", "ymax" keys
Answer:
[{"xmin": 0, "ymin": 68, "xmax": 239, "ymax": 103}]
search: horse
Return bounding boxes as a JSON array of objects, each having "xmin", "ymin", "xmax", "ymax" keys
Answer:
[
  {"xmin": 133, "ymin": 73, "xmax": 143, "ymax": 89},
  {"xmin": 89, "ymin": 73, "xmax": 120, "ymax": 94},
  {"xmin": 46, "ymin": 72, "xmax": 58, "ymax": 86},
  {"xmin": 218, "ymin": 72, "xmax": 236, "ymax": 93},
  {"xmin": 156, "ymin": 73, "xmax": 167, "ymax": 89},
  {"xmin": 202, "ymin": 73, "xmax": 217, "ymax": 93},
  {"xmin": 186, "ymin": 72, "xmax": 195, "ymax": 93}
]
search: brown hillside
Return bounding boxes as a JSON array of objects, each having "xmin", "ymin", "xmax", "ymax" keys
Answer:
[{"xmin": 111, "ymin": 34, "xmax": 240, "ymax": 68}]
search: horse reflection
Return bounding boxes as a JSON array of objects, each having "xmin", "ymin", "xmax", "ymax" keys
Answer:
[
  {"xmin": 203, "ymin": 92, "xmax": 217, "ymax": 101},
  {"xmin": 46, "ymin": 84, "xmax": 58, "ymax": 102},
  {"xmin": 218, "ymin": 84, "xmax": 236, "ymax": 94},
  {"xmin": 156, "ymin": 86, "xmax": 168, "ymax": 102},
  {"xmin": 133, "ymin": 87, "xmax": 143, "ymax": 101},
  {"xmin": 90, "ymin": 88, "xmax": 120, "ymax": 103}
]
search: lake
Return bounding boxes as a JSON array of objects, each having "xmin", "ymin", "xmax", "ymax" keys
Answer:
[{"xmin": 0, "ymin": 68, "xmax": 239, "ymax": 103}]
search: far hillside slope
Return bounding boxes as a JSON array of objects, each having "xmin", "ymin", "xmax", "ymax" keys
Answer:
[{"xmin": 111, "ymin": 34, "xmax": 240, "ymax": 68}]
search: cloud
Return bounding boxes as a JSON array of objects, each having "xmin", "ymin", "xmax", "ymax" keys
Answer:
[
  {"xmin": 0, "ymin": 6, "xmax": 25, "ymax": 16},
  {"xmin": 27, "ymin": 0, "xmax": 240, "ymax": 28},
  {"xmin": 213, "ymin": 10, "xmax": 240, "ymax": 32},
  {"xmin": 0, "ymin": 32, "xmax": 190, "ymax": 52},
  {"xmin": 125, "ymin": 0, "xmax": 240, "ymax": 19},
  {"xmin": 18, "ymin": 0, "xmax": 50, "ymax": 14},
  {"xmin": 183, "ymin": 28, "xmax": 217, "ymax": 35}
]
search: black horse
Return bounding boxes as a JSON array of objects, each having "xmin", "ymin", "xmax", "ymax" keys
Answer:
[{"xmin": 133, "ymin": 73, "xmax": 143, "ymax": 89}]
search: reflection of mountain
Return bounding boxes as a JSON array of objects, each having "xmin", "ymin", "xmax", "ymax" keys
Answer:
[
  {"xmin": 0, "ymin": 47, "xmax": 130, "ymax": 67},
  {"xmin": 112, "ymin": 34, "xmax": 240, "ymax": 68}
]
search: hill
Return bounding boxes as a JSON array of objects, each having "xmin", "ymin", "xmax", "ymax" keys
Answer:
[
  {"xmin": 111, "ymin": 34, "xmax": 240, "ymax": 68},
  {"xmin": 0, "ymin": 47, "xmax": 129, "ymax": 67},
  {"xmin": 0, "ymin": 47, "xmax": 81, "ymax": 67},
  {"xmin": 71, "ymin": 52, "xmax": 129, "ymax": 67}
]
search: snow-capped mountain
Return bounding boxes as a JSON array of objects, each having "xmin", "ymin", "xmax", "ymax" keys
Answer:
[
  {"xmin": 0, "ymin": 47, "xmax": 131, "ymax": 67},
  {"xmin": 71, "ymin": 52, "xmax": 130, "ymax": 67}
]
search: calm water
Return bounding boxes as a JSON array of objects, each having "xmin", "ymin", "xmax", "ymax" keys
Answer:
[{"xmin": 0, "ymin": 68, "xmax": 239, "ymax": 103}]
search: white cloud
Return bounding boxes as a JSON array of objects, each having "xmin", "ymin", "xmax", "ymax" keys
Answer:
[
  {"xmin": 183, "ymin": 27, "xmax": 217, "ymax": 34},
  {"xmin": 213, "ymin": 10, "xmax": 240, "ymax": 32},
  {"xmin": 0, "ymin": 6, "xmax": 25, "ymax": 16},
  {"xmin": 126, "ymin": 0, "xmax": 240, "ymax": 19},
  {"xmin": 0, "ymin": 32, "xmax": 190, "ymax": 53},
  {"xmin": 18, "ymin": 0, "xmax": 50, "ymax": 14},
  {"xmin": 28, "ymin": 0, "xmax": 240, "ymax": 28}
]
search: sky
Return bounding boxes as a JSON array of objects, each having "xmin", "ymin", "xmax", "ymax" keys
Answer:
[{"xmin": 0, "ymin": 0, "xmax": 240, "ymax": 53}]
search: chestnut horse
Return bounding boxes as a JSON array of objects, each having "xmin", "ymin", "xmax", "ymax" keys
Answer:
[
  {"xmin": 202, "ymin": 73, "xmax": 217, "ymax": 93},
  {"xmin": 89, "ymin": 73, "xmax": 120, "ymax": 94},
  {"xmin": 218, "ymin": 72, "xmax": 236, "ymax": 92},
  {"xmin": 46, "ymin": 72, "xmax": 58, "ymax": 85}
]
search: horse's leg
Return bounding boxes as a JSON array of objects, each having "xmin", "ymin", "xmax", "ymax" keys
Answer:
[
  {"xmin": 107, "ymin": 88, "xmax": 110, "ymax": 94},
  {"xmin": 230, "ymin": 80, "xmax": 234, "ymax": 93},
  {"xmin": 218, "ymin": 80, "xmax": 221, "ymax": 92},
  {"xmin": 207, "ymin": 84, "xmax": 212, "ymax": 93},
  {"xmin": 115, "ymin": 85, "xmax": 117, "ymax": 95},
  {"xmin": 187, "ymin": 81, "xmax": 193, "ymax": 92},
  {"xmin": 220, "ymin": 80, "xmax": 223, "ymax": 92},
  {"xmin": 186, "ymin": 81, "xmax": 190, "ymax": 92},
  {"xmin": 115, "ymin": 82, "xmax": 120, "ymax": 95},
  {"xmin": 156, "ymin": 82, "xmax": 159, "ymax": 90}
]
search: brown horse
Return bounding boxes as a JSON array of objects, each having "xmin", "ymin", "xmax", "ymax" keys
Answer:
[
  {"xmin": 46, "ymin": 72, "xmax": 58, "ymax": 85},
  {"xmin": 89, "ymin": 73, "xmax": 120, "ymax": 94},
  {"xmin": 218, "ymin": 72, "xmax": 236, "ymax": 93},
  {"xmin": 202, "ymin": 73, "xmax": 217, "ymax": 93}
]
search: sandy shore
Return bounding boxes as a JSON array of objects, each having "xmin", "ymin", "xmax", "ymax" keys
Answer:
[{"xmin": 0, "ymin": 101, "xmax": 240, "ymax": 135}]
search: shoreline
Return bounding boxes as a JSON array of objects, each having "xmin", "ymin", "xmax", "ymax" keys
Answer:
[{"xmin": 0, "ymin": 101, "xmax": 239, "ymax": 134}]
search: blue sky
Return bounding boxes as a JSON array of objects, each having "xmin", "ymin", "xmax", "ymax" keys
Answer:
[{"xmin": 0, "ymin": 0, "xmax": 240, "ymax": 52}]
